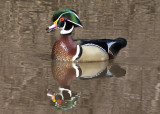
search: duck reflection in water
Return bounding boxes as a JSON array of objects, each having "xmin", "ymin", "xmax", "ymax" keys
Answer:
[
  {"xmin": 47, "ymin": 87, "xmax": 80, "ymax": 111},
  {"xmin": 47, "ymin": 61, "xmax": 80, "ymax": 111},
  {"xmin": 47, "ymin": 61, "xmax": 126, "ymax": 111}
]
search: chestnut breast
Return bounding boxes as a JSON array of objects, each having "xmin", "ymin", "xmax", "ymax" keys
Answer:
[
  {"xmin": 52, "ymin": 62, "xmax": 76, "ymax": 87},
  {"xmin": 53, "ymin": 35, "xmax": 77, "ymax": 61}
]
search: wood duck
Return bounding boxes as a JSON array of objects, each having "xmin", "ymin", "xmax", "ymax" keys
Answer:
[{"xmin": 46, "ymin": 9, "xmax": 127, "ymax": 62}]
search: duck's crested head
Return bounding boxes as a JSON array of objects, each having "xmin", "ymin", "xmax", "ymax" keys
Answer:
[{"xmin": 46, "ymin": 9, "xmax": 83, "ymax": 34}]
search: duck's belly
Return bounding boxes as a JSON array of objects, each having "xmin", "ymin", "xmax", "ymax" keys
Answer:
[{"xmin": 77, "ymin": 44, "xmax": 109, "ymax": 62}]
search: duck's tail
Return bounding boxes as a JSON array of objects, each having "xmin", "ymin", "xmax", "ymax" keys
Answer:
[{"xmin": 107, "ymin": 37, "xmax": 127, "ymax": 59}]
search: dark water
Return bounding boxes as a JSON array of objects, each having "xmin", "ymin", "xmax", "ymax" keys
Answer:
[{"xmin": 0, "ymin": 0, "xmax": 160, "ymax": 114}]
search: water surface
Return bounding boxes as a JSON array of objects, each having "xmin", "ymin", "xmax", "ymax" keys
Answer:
[{"xmin": 0, "ymin": 0, "xmax": 160, "ymax": 114}]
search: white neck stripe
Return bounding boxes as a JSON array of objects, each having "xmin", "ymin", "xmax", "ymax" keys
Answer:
[{"xmin": 60, "ymin": 24, "xmax": 74, "ymax": 34}]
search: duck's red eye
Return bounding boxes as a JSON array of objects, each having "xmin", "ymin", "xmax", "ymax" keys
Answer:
[{"xmin": 60, "ymin": 17, "xmax": 64, "ymax": 21}]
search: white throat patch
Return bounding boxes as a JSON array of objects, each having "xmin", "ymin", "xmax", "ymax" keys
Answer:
[{"xmin": 60, "ymin": 22, "xmax": 74, "ymax": 34}]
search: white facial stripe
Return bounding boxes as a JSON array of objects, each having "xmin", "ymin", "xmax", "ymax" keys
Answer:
[
  {"xmin": 54, "ymin": 11, "xmax": 82, "ymax": 34},
  {"xmin": 70, "ymin": 11, "xmax": 80, "ymax": 19},
  {"xmin": 60, "ymin": 25, "xmax": 74, "ymax": 34},
  {"xmin": 57, "ymin": 11, "xmax": 80, "ymax": 21},
  {"xmin": 67, "ymin": 20, "xmax": 83, "ymax": 27},
  {"xmin": 62, "ymin": 21, "xmax": 66, "ymax": 29}
]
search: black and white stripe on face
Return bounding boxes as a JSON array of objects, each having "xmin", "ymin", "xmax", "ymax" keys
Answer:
[
  {"xmin": 58, "ymin": 12, "xmax": 82, "ymax": 27},
  {"xmin": 60, "ymin": 21, "xmax": 74, "ymax": 34},
  {"xmin": 56, "ymin": 11, "xmax": 80, "ymax": 22},
  {"xmin": 57, "ymin": 11, "xmax": 83, "ymax": 28}
]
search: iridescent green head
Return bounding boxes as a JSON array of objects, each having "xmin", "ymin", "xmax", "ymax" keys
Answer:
[{"xmin": 46, "ymin": 9, "xmax": 83, "ymax": 34}]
